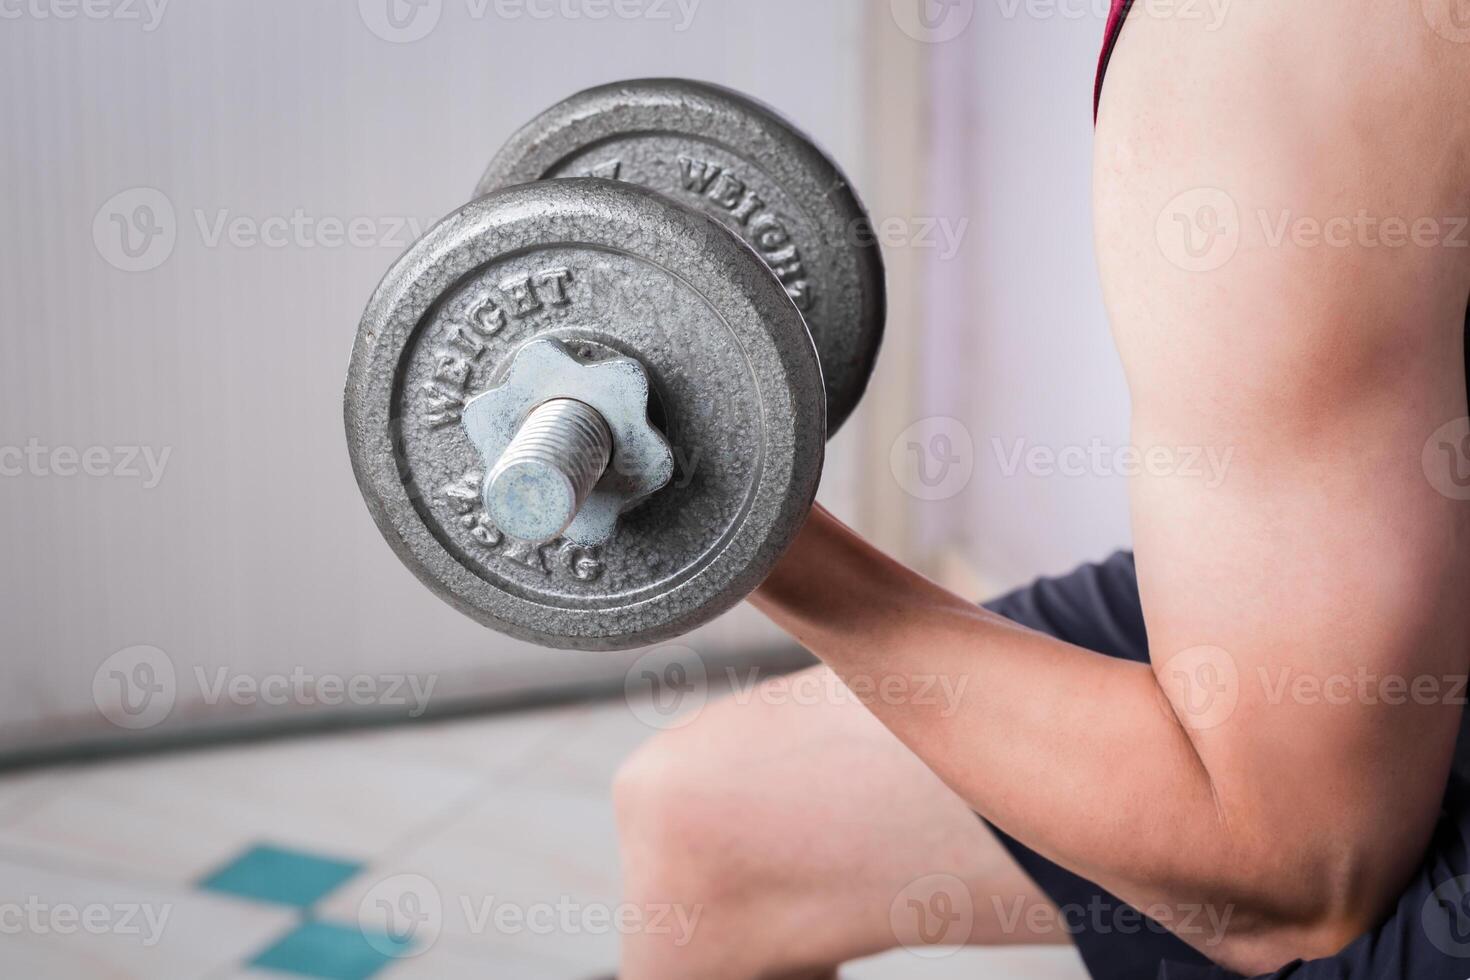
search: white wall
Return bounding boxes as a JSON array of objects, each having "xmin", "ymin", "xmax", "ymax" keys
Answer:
[
  {"xmin": 957, "ymin": 1, "xmax": 1133, "ymax": 592},
  {"xmin": 0, "ymin": 0, "xmax": 869, "ymax": 753}
]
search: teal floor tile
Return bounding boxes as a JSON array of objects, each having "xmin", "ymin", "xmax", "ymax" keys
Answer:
[
  {"xmin": 251, "ymin": 920, "xmax": 409, "ymax": 980},
  {"xmin": 199, "ymin": 843, "xmax": 362, "ymax": 909}
]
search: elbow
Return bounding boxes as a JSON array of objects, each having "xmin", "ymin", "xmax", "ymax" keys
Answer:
[{"xmin": 1194, "ymin": 822, "xmax": 1416, "ymax": 974}]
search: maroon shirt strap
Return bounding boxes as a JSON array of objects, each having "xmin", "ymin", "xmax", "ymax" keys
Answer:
[{"xmin": 1095, "ymin": 0, "xmax": 1134, "ymax": 120}]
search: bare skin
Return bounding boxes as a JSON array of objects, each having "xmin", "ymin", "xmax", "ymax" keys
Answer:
[
  {"xmin": 617, "ymin": 2, "xmax": 1470, "ymax": 976},
  {"xmin": 614, "ymin": 665, "xmax": 1069, "ymax": 980}
]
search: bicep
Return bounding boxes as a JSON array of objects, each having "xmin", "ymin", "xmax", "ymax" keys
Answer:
[{"xmin": 1095, "ymin": 0, "xmax": 1470, "ymax": 896}]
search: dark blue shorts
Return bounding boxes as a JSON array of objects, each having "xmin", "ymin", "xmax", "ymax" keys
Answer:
[{"xmin": 982, "ymin": 553, "xmax": 1470, "ymax": 980}]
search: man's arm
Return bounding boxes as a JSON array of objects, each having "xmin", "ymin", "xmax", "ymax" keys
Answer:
[{"xmin": 753, "ymin": 2, "xmax": 1470, "ymax": 972}]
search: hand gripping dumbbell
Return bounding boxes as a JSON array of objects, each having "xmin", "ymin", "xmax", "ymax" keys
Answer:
[{"xmin": 345, "ymin": 79, "xmax": 886, "ymax": 650}]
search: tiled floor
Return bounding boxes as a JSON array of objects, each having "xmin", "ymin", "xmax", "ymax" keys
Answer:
[{"xmin": 0, "ymin": 699, "xmax": 1087, "ymax": 979}]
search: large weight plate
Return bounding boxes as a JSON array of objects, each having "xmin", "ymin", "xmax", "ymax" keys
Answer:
[
  {"xmin": 476, "ymin": 78, "xmax": 886, "ymax": 437},
  {"xmin": 345, "ymin": 180, "xmax": 826, "ymax": 652}
]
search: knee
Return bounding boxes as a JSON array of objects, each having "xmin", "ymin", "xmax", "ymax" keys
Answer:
[
  {"xmin": 614, "ymin": 733, "xmax": 813, "ymax": 979},
  {"xmin": 613, "ymin": 729, "xmax": 744, "ymax": 903},
  {"xmin": 617, "ymin": 731, "xmax": 708, "ymax": 875}
]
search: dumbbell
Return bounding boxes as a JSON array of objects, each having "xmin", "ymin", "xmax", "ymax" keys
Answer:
[{"xmin": 345, "ymin": 79, "xmax": 887, "ymax": 651}]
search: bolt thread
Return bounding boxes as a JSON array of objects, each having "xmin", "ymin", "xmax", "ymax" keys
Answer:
[{"xmin": 486, "ymin": 399, "xmax": 613, "ymax": 542}]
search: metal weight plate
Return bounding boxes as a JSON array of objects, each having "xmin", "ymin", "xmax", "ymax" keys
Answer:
[
  {"xmin": 476, "ymin": 78, "xmax": 886, "ymax": 437},
  {"xmin": 345, "ymin": 180, "xmax": 827, "ymax": 652}
]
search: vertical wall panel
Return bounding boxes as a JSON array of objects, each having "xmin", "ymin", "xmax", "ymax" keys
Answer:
[{"xmin": 0, "ymin": 0, "xmax": 868, "ymax": 753}]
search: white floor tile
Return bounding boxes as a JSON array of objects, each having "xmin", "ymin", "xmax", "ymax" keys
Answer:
[
  {"xmin": 317, "ymin": 768, "xmax": 625, "ymax": 975},
  {"xmin": 0, "ymin": 790, "xmax": 259, "ymax": 885},
  {"xmin": 515, "ymin": 700, "xmax": 658, "ymax": 795},
  {"xmin": 0, "ymin": 703, "xmax": 1093, "ymax": 980},
  {"xmin": 376, "ymin": 936, "xmax": 607, "ymax": 980},
  {"xmin": 351, "ymin": 702, "xmax": 593, "ymax": 778},
  {"xmin": 0, "ymin": 767, "xmax": 64, "ymax": 826},
  {"xmin": 848, "ymin": 945, "xmax": 1088, "ymax": 979},
  {"xmin": 0, "ymin": 737, "xmax": 487, "ymax": 883},
  {"xmin": 0, "ymin": 855, "xmax": 295, "ymax": 980}
]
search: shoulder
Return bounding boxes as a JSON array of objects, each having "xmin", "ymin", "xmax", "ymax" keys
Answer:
[{"xmin": 1094, "ymin": 0, "xmax": 1469, "ymax": 423}]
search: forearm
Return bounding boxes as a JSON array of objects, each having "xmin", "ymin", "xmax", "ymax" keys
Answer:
[{"xmin": 751, "ymin": 506, "xmax": 1243, "ymax": 918}]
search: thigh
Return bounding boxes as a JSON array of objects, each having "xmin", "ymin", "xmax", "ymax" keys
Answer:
[{"xmin": 618, "ymin": 663, "xmax": 1070, "ymax": 960}]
